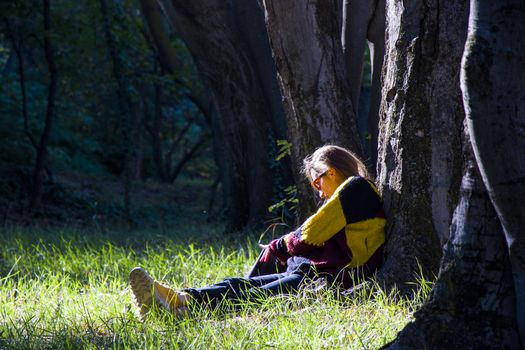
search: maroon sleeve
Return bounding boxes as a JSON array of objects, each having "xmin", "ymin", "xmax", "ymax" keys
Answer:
[
  {"xmin": 285, "ymin": 228, "xmax": 318, "ymax": 256},
  {"xmin": 267, "ymin": 237, "xmax": 291, "ymax": 263}
]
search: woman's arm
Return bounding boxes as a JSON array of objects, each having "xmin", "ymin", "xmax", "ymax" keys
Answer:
[{"xmin": 285, "ymin": 177, "xmax": 383, "ymax": 256}]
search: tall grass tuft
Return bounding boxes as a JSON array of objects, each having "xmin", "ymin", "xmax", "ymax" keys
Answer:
[{"xmin": 0, "ymin": 225, "xmax": 429, "ymax": 349}]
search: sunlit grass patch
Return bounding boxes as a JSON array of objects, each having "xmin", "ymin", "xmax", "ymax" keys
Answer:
[{"xmin": 0, "ymin": 225, "xmax": 428, "ymax": 349}]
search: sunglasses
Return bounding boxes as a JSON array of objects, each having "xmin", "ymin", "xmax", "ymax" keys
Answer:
[{"xmin": 310, "ymin": 170, "xmax": 328, "ymax": 190}]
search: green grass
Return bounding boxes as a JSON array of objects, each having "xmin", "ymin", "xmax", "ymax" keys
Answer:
[{"xmin": 0, "ymin": 225, "xmax": 426, "ymax": 349}]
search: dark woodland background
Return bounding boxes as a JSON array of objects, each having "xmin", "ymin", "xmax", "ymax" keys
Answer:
[{"xmin": 0, "ymin": 1, "xmax": 224, "ymax": 228}]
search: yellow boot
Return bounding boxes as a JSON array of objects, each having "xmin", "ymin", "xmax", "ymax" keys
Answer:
[
  {"xmin": 129, "ymin": 267, "xmax": 156, "ymax": 318},
  {"xmin": 154, "ymin": 281, "xmax": 190, "ymax": 315}
]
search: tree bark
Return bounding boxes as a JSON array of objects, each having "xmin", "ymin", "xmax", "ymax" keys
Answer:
[
  {"xmin": 384, "ymin": 127, "xmax": 521, "ymax": 349},
  {"xmin": 366, "ymin": 0, "xmax": 385, "ymax": 174},
  {"xmin": 233, "ymin": 0, "xmax": 288, "ymax": 142},
  {"xmin": 342, "ymin": 0, "xmax": 369, "ymax": 120},
  {"xmin": 376, "ymin": 0, "xmax": 467, "ymax": 290},
  {"xmin": 385, "ymin": 1, "xmax": 524, "ymax": 347},
  {"xmin": 261, "ymin": 0, "xmax": 363, "ymax": 220},
  {"xmin": 157, "ymin": 0, "xmax": 285, "ymax": 231},
  {"xmin": 461, "ymin": 0, "xmax": 525, "ymax": 343},
  {"xmin": 341, "ymin": 0, "xmax": 385, "ymax": 174},
  {"xmin": 29, "ymin": 0, "xmax": 57, "ymax": 211}
]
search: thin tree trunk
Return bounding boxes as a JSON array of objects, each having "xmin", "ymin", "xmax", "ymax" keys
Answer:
[
  {"xmin": 376, "ymin": 0, "xmax": 467, "ymax": 291},
  {"xmin": 150, "ymin": 79, "xmax": 166, "ymax": 181},
  {"xmin": 5, "ymin": 29, "xmax": 38, "ymax": 151},
  {"xmin": 139, "ymin": 0, "xmax": 213, "ymax": 125},
  {"xmin": 341, "ymin": 0, "xmax": 385, "ymax": 174},
  {"xmin": 365, "ymin": 0, "xmax": 385, "ymax": 174},
  {"xmin": 261, "ymin": 0, "xmax": 362, "ymax": 221},
  {"xmin": 99, "ymin": 0, "xmax": 133, "ymax": 223},
  {"xmin": 130, "ymin": 99, "xmax": 144, "ymax": 181},
  {"xmin": 140, "ymin": 0, "xmax": 214, "ymax": 126},
  {"xmin": 139, "ymin": 0, "xmax": 180, "ymax": 73},
  {"xmin": 341, "ymin": 0, "xmax": 369, "ymax": 119},
  {"xmin": 461, "ymin": 0, "xmax": 525, "ymax": 342},
  {"xmin": 206, "ymin": 175, "xmax": 221, "ymax": 221},
  {"xmin": 16, "ymin": 42, "xmax": 37, "ymax": 151},
  {"xmin": 164, "ymin": 119, "xmax": 192, "ymax": 179},
  {"xmin": 29, "ymin": 0, "xmax": 57, "ymax": 211}
]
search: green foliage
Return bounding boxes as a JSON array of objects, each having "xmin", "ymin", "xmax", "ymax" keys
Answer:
[
  {"xmin": 268, "ymin": 139, "xmax": 297, "ymax": 224},
  {"xmin": 0, "ymin": 0, "xmax": 212, "ymax": 186},
  {"xmin": 0, "ymin": 226, "xmax": 427, "ymax": 349},
  {"xmin": 268, "ymin": 185, "xmax": 298, "ymax": 217},
  {"xmin": 276, "ymin": 139, "xmax": 292, "ymax": 161}
]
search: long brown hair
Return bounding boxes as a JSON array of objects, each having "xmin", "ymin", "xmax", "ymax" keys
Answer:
[{"xmin": 302, "ymin": 145, "xmax": 371, "ymax": 182}]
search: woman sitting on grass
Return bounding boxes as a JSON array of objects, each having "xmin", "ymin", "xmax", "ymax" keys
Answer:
[{"xmin": 130, "ymin": 145, "xmax": 386, "ymax": 317}]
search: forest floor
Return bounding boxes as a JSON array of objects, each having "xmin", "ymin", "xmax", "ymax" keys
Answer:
[
  {"xmin": 0, "ymin": 172, "xmax": 425, "ymax": 349},
  {"xmin": 0, "ymin": 170, "xmax": 219, "ymax": 230}
]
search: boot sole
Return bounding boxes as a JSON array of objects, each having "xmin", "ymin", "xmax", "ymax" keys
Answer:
[{"xmin": 129, "ymin": 267, "xmax": 155, "ymax": 317}]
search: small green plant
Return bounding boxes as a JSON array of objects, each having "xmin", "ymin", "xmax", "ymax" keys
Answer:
[
  {"xmin": 275, "ymin": 139, "xmax": 292, "ymax": 161},
  {"xmin": 268, "ymin": 185, "xmax": 298, "ymax": 218},
  {"xmin": 268, "ymin": 140, "xmax": 298, "ymax": 223}
]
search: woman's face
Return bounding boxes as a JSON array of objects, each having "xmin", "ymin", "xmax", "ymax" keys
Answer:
[{"xmin": 310, "ymin": 167, "xmax": 345, "ymax": 200}]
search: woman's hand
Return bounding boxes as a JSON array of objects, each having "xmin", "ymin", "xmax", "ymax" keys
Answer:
[
  {"xmin": 259, "ymin": 240, "xmax": 288, "ymax": 265},
  {"xmin": 259, "ymin": 243, "xmax": 272, "ymax": 262}
]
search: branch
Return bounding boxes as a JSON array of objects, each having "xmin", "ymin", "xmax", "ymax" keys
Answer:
[
  {"xmin": 164, "ymin": 119, "xmax": 193, "ymax": 176},
  {"xmin": 169, "ymin": 134, "xmax": 210, "ymax": 183}
]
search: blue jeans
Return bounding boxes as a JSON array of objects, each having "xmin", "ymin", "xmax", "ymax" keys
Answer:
[{"xmin": 184, "ymin": 258, "xmax": 315, "ymax": 308}]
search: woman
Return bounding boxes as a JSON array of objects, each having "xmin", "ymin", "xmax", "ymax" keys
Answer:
[{"xmin": 130, "ymin": 145, "xmax": 386, "ymax": 316}]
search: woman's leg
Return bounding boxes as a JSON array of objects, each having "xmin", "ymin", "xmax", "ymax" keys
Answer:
[
  {"xmin": 183, "ymin": 272, "xmax": 288, "ymax": 307},
  {"xmin": 241, "ymin": 260, "xmax": 315, "ymax": 298},
  {"xmin": 185, "ymin": 265, "xmax": 314, "ymax": 307},
  {"xmin": 129, "ymin": 267, "xmax": 289, "ymax": 314},
  {"xmin": 130, "ymin": 260, "xmax": 316, "ymax": 314},
  {"xmin": 130, "ymin": 267, "xmax": 190, "ymax": 316}
]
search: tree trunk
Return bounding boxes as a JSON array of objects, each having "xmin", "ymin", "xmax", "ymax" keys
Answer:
[
  {"xmin": 384, "ymin": 127, "xmax": 521, "ymax": 349},
  {"xmin": 376, "ymin": 0, "xmax": 467, "ymax": 290},
  {"xmin": 341, "ymin": 0, "xmax": 385, "ymax": 174},
  {"xmin": 149, "ymin": 79, "xmax": 167, "ymax": 181},
  {"xmin": 29, "ymin": 0, "xmax": 57, "ymax": 211},
  {"xmin": 261, "ymin": 0, "xmax": 363, "ymax": 221},
  {"xmin": 233, "ymin": 0, "xmax": 288, "ymax": 141},
  {"xmin": 5, "ymin": 23, "xmax": 38, "ymax": 152},
  {"xmin": 385, "ymin": 1, "xmax": 524, "ymax": 347},
  {"xmin": 342, "ymin": 0, "xmax": 369, "ymax": 120},
  {"xmin": 140, "ymin": 0, "xmax": 213, "ymax": 125},
  {"xmin": 130, "ymin": 99, "xmax": 144, "ymax": 181},
  {"xmin": 156, "ymin": 0, "xmax": 286, "ymax": 231},
  {"xmin": 365, "ymin": 0, "xmax": 385, "ymax": 174},
  {"xmin": 99, "ymin": 0, "xmax": 133, "ymax": 223},
  {"xmin": 164, "ymin": 119, "xmax": 192, "ymax": 182},
  {"xmin": 461, "ymin": 0, "xmax": 525, "ymax": 343}
]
